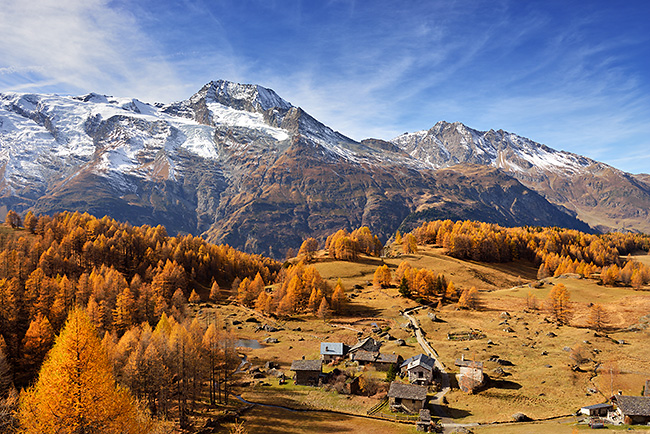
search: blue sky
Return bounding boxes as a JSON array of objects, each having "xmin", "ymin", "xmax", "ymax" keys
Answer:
[{"xmin": 1, "ymin": 0, "xmax": 649, "ymax": 173}]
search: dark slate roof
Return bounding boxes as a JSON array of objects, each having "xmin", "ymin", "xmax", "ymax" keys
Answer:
[
  {"xmin": 455, "ymin": 358, "xmax": 483, "ymax": 369},
  {"xmin": 614, "ymin": 395, "xmax": 650, "ymax": 416},
  {"xmin": 377, "ymin": 353, "xmax": 399, "ymax": 364},
  {"xmin": 581, "ymin": 403, "xmax": 613, "ymax": 410},
  {"xmin": 349, "ymin": 337, "xmax": 382, "ymax": 353},
  {"xmin": 401, "ymin": 353, "xmax": 434, "ymax": 368},
  {"xmin": 290, "ymin": 359, "xmax": 322, "ymax": 372},
  {"xmin": 320, "ymin": 342, "xmax": 346, "ymax": 356},
  {"xmin": 419, "ymin": 409, "xmax": 431, "ymax": 422},
  {"xmin": 402, "ymin": 353, "xmax": 435, "ymax": 371},
  {"xmin": 351, "ymin": 350, "xmax": 378, "ymax": 362},
  {"xmin": 388, "ymin": 382, "xmax": 428, "ymax": 401}
]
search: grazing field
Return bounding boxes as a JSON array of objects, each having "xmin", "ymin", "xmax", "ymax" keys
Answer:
[{"xmin": 192, "ymin": 248, "xmax": 650, "ymax": 433}]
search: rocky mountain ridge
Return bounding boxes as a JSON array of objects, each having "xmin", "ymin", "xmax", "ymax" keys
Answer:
[{"xmin": 0, "ymin": 80, "xmax": 645, "ymax": 257}]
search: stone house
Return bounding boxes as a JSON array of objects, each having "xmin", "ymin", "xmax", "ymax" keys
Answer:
[
  {"xmin": 401, "ymin": 354, "xmax": 436, "ymax": 385},
  {"xmin": 290, "ymin": 359, "xmax": 322, "ymax": 386},
  {"xmin": 455, "ymin": 357, "xmax": 484, "ymax": 393},
  {"xmin": 611, "ymin": 395, "xmax": 650, "ymax": 425},
  {"xmin": 388, "ymin": 382, "xmax": 428, "ymax": 414}
]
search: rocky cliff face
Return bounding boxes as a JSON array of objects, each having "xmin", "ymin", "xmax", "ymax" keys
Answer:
[{"xmin": 0, "ymin": 80, "xmax": 632, "ymax": 257}]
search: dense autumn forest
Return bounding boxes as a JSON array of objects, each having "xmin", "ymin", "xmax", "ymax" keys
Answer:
[{"xmin": 0, "ymin": 210, "xmax": 282, "ymax": 432}]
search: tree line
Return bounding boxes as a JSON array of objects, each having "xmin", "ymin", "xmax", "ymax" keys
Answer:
[{"xmin": 409, "ymin": 219, "xmax": 650, "ymax": 287}]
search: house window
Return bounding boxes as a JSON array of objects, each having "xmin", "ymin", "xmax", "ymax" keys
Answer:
[
  {"xmin": 418, "ymin": 371, "xmax": 423, "ymax": 378},
  {"xmin": 395, "ymin": 398, "xmax": 402, "ymax": 404}
]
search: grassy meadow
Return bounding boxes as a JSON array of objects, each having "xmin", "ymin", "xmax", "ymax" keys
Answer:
[{"xmin": 191, "ymin": 246, "xmax": 650, "ymax": 433}]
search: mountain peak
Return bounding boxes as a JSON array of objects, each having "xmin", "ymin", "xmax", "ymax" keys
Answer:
[{"xmin": 194, "ymin": 80, "xmax": 293, "ymax": 113}]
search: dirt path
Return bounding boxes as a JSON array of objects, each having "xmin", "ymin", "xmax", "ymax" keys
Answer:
[{"xmin": 402, "ymin": 307, "xmax": 453, "ymax": 429}]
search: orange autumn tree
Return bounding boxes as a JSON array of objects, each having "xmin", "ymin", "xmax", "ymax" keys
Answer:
[{"xmin": 19, "ymin": 308, "xmax": 154, "ymax": 434}]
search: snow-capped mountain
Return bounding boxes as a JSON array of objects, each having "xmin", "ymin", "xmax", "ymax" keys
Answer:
[
  {"xmin": 0, "ymin": 80, "xmax": 644, "ymax": 256},
  {"xmin": 392, "ymin": 121, "xmax": 650, "ymax": 233}
]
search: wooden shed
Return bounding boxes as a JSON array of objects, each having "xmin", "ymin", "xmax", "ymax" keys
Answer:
[{"xmin": 290, "ymin": 359, "xmax": 322, "ymax": 386}]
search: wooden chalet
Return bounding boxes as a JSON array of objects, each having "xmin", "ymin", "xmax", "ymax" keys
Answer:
[
  {"xmin": 612, "ymin": 395, "xmax": 650, "ymax": 425},
  {"xmin": 455, "ymin": 357, "xmax": 484, "ymax": 393},
  {"xmin": 290, "ymin": 359, "xmax": 322, "ymax": 386},
  {"xmin": 388, "ymin": 382, "xmax": 428, "ymax": 414}
]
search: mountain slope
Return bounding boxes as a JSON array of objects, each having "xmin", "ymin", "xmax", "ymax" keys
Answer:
[
  {"xmin": 0, "ymin": 81, "xmax": 603, "ymax": 257},
  {"xmin": 393, "ymin": 121, "xmax": 650, "ymax": 233}
]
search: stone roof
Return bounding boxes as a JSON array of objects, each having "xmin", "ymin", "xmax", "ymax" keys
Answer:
[
  {"xmin": 349, "ymin": 337, "xmax": 382, "ymax": 353},
  {"xmin": 351, "ymin": 351, "xmax": 399, "ymax": 364},
  {"xmin": 455, "ymin": 358, "xmax": 483, "ymax": 369},
  {"xmin": 402, "ymin": 353, "xmax": 435, "ymax": 371},
  {"xmin": 290, "ymin": 359, "xmax": 322, "ymax": 372},
  {"xmin": 377, "ymin": 353, "xmax": 399, "ymax": 364},
  {"xmin": 419, "ymin": 409, "xmax": 431, "ymax": 422},
  {"xmin": 351, "ymin": 350, "xmax": 378, "ymax": 362},
  {"xmin": 387, "ymin": 382, "xmax": 428, "ymax": 401},
  {"xmin": 614, "ymin": 395, "xmax": 650, "ymax": 417},
  {"xmin": 320, "ymin": 342, "xmax": 346, "ymax": 356}
]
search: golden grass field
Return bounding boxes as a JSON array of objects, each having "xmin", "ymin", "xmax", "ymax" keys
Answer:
[{"xmin": 195, "ymin": 246, "xmax": 650, "ymax": 433}]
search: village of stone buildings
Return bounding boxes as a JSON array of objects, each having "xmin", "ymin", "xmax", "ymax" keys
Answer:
[{"xmin": 228, "ymin": 303, "xmax": 650, "ymax": 432}]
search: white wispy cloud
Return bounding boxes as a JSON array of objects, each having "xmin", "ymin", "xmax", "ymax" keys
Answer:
[{"xmin": 0, "ymin": 0, "xmax": 184, "ymax": 101}]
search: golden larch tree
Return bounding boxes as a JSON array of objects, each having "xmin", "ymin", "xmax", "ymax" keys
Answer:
[
  {"xmin": 587, "ymin": 303, "xmax": 607, "ymax": 332},
  {"xmin": 547, "ymin": 283, "xmax": 572, "ymax": 325},
  {"xmin": 19, "ymin": 308, "xmax": 154, "ymax": 434}
]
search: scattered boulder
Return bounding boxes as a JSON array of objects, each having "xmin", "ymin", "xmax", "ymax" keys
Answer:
[
  {"xmin": 264, "ymin": 337, "xmax": 279, "ymax": 344},
  {"xmin": 562, "ymin": 347, "xmax": 572, "ymax": 352},
  {"xmin": 232, "ymin": 320, "xmax": 242, "ymax": 325},
  {"xmin": 500, "ymin": 312, "xmax": 511, "ymax": 319},
  {"xmin": 293, "ymin": 327, "xmax": 302, "ymax": 332},
  {"xmin": 263, "ymin": 324, "xmax": 279, "ymax": 332},
  {"xmin": 541, "ymin": 351, "xmax": 548, "ymax": 356},
  {"xmin": 245, "ymin": 317, "xmax": 260, "ymax": 323},
  {"xmin": 487, "ymin": 340, "xmax": 496, "ymax": 345},
  {"xmin": 396, "ymin": 339, "xmax": 406, "ymax": 346},
  {"xmin": 264, "ymin": 361, "xmax": 279, "ymax": 370},
  {"xmin": 512, "ymin": 412, "xmax": 531, "ymax": 422},
  {"xmin": 492, "ymin": 367, "xmax": 506, "ymax": 377},
  {"xmin": 503, "ymin": 327, "xmax": 515, "ymax": 333},
  {"xmin": 252, "ymin": 372, "xmax": 265, "ymax": 379},
  {"xmin": 546, "ymin": 332, "xmax": 557, "ymax": 338},
  {"xmin": 497, "ymin": 359, "xmax": 514, "ymax": 366}
]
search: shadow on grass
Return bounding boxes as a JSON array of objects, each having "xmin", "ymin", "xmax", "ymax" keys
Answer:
[
  {"xmin": 485, "ymin": 378, "xmax": 522, "ymax": 390},
  {"xmin": 444, "ymin": 406, "xmax": 472, "ymax": 419}
]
